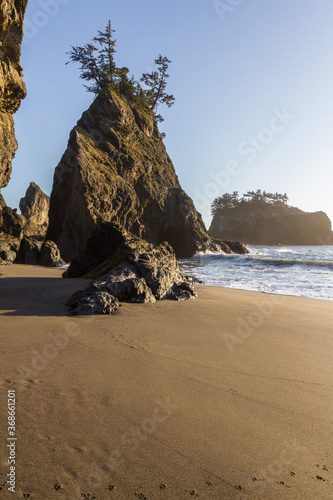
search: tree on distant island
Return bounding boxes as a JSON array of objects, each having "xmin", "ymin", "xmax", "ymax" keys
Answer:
[
  {"xmin": 211, "ymin": 189, "xmax": 289, "ymax": 215},
  {"xmin": 66, "ymin": 21, "xmax": 175, "ymax": 124}
]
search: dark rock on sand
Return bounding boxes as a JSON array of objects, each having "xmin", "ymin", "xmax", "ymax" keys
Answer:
[
  {"xmin": 88, "ymin": 264, "xmax": 156, "ymax": 303},
  {"xmin": 65, "ymin": 223, "xmax": 197, "ymax": 314},
  {"xmin": 14, "ymin": 236, "xmax": 65, "ymax": 267},
  {"xmin": 39, "ymin": 240, "xmax": 65, "ymax": 267},
  {"xmin": 67, "ymin": 289, "xmax": 120, "ymax": 316},
  {"xmin": 15, "ymin": 236, "xmax": 40, "ymax": 265}
]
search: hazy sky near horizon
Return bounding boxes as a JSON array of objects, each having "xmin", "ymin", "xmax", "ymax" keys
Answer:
[{"xmin": 3, "ymin": 0, "xmax": 333, "ymax": 231}]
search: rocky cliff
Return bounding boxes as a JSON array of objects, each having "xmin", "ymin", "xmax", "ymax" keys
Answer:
[
  {"xmin": 209, "ymin": 205, "xmax": 333, "ymax": 245},
  {"xmin": 0, "ymin": 0, "xmax": 27, "ymax": 189},
  {"xmin": 47, "ymin": 89, "xmax": 243, "ymax": 262},
  {"xmin": 20, "ymin": 182, "xmax": 50, "ymax": 238},
  {"xmin": 0, "ymin": 184, "xmax": 63, "ymax": 266}
]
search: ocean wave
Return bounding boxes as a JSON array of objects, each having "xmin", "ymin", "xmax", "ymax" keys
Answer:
[
  {"xmin": 246, "ymin": 256, "xmax": 333, "ymax": 269},
  {"xmin": 193, "ymin": 250, "xmax": 227, "ymax": 256},
  {"xmin": 179, "ymin": 245, "xmax": 333, "ymax": 301}
]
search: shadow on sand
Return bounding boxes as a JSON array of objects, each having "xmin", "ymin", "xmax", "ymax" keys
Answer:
[{"xmin": 0, "ymin": 276, "xmax": 89, "ymax": 317}]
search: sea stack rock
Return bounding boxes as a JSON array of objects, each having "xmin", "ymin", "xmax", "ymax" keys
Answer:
[
  {"xmin": 20, "ymin": 182, "xmax": 50, "ymax": 238},
  {"xmin": 47, "ymin": 89, "xmax": 225, "ymax": 262},
  {"xmin": 210, "ymin": 205, "xmax": 333, "ymax": 245},
  {"xmin": 0, "ymin": 0, "xmax": 27, "ymax": 189}
]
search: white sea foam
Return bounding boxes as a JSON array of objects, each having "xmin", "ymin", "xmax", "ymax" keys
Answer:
[{"xmin": 179, "ymin": 245, "xmax": 333, "ymax": 300}]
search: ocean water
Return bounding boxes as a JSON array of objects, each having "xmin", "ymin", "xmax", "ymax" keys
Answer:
[{"xmin": 179, "ymin": 246, "xmax": 333, "ymax": 301}]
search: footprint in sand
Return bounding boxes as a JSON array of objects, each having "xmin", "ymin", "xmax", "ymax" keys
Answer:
[
  {"xmin": 314, "ymin": 464, "xmax": 330, "ymax": 482},
  {"xmin": 53, "ymin": 482, "xmax": 63, "ymax": 491},
  {"xmin": 135, "ymin": 493, "xmax": 148, "ymax": 499},
  {"xmin": 316, "ymin": 464, "xmax": 329, "ymax": 472},
  {"xmin": 276, "ymin": 481, "xmax": 291, "ymax": 488}
]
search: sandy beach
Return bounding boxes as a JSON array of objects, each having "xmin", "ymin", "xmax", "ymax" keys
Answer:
[{"xmin": 0, "ymin": 264, "xmax": 332, "ymax": 499}]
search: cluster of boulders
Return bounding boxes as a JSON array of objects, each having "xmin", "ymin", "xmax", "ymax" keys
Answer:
[
  {"xmin": 0, "ymin": 183, "xmax": 64, "ymax": 266},
  {"xmin": 65, "ymin": 223, "xmax": 198, "ymax": 315}
]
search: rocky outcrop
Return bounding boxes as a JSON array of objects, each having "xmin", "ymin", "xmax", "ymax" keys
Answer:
[
  {"xmin": 39, "ymin": 240, "xmax": 65, "ymax": 267},
  {"xmin": 0, "ymin": 183, "xmax": 56, "ymax": 265},
  {"xmin": 0, "ymin": 202, "xmax": 24, "ymax": 238},
  {"xmin": 47, "ymin": 89, "xmax": 243, "ymax": 262},
  {"xmin": 210, "ymin": 205, "xmax": 333, "ymax": 245},
  {"xmin": 15, "ymin": 236, "xmax": 40, "ymax": 265},
  {"xmin": 0, "ymin": 233, "xmax": 19, "ymax": 264},
  {"xmin": 0, "ymin": 197, "xmax": 25, "ymax": 264},
  {"xmin": 15, "ymin": 237, "xmax": 65, "ymax": 266},
  {"xmin": 67, "ymin": 290, "xmax": 120, "ymax": 316},
  {"xmin": 65, "ymin": 223, "xmax": 197, "ymax": 315},
  {"xmin": 20, "ymin": 182, "xmax": 50, "ymax": 238},
  {"xmin": 0, "ymin": 0, "xmax": 28, "ymax": 189}
]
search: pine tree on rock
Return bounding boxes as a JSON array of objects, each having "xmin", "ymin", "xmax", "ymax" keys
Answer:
[
  {"xmin": 66, "ymin": 22, "xmax": 175, "ymax": 125},
  {"xmin": 141, "ymin": 55, "xmax": 175, "ymax": 122},
  {"xmin": 66, "ymin": 20, "xmax": 117, "ymax": 94}
]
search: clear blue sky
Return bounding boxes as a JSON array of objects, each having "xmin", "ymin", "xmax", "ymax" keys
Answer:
[{"xmin": 3, "ymin": 0, "xmax": 333, "ymax": 232}]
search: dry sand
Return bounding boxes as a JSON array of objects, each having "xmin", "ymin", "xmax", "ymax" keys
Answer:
[{"xmin": 0, "ymin": 264, "xmax": 332, "ymax": 499}]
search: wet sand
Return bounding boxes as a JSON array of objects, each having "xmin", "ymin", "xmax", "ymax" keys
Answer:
[{"xmin": 0, "ymin": 265, "xmax": 332, "ymax": 499}]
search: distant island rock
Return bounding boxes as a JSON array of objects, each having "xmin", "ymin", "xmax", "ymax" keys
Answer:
[
  {"xmin": 47, "ymin": 89, "xmax": 247, "ymax": 261},
  {"xmin": 209, "ymin": 190, "xmax": 332, "ymax": 245}
]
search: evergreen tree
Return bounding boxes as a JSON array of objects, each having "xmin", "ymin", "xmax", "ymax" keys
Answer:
[
  {"xmin": 212, "ymin": 190, "xmax": 290, "ymax": 214},
  {"xmin": 141, "ymin": 55, "xmax": 175, "ymax": 122},
  {"xmin": 93, "ymin": 20, "xmax": 117, "ymax": 86},
  {"xmin": 67, "ymin": 24, "xmax": 175, "ymax": 124},
  {"xmin": 66, "ymin": 20, "xmax": 117, "ymax": 94}
]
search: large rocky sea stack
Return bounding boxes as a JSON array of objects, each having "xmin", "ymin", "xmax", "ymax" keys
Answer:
[{"xmin": 47, "ymin": 89, "xmax": 236, "ymax": 262}]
